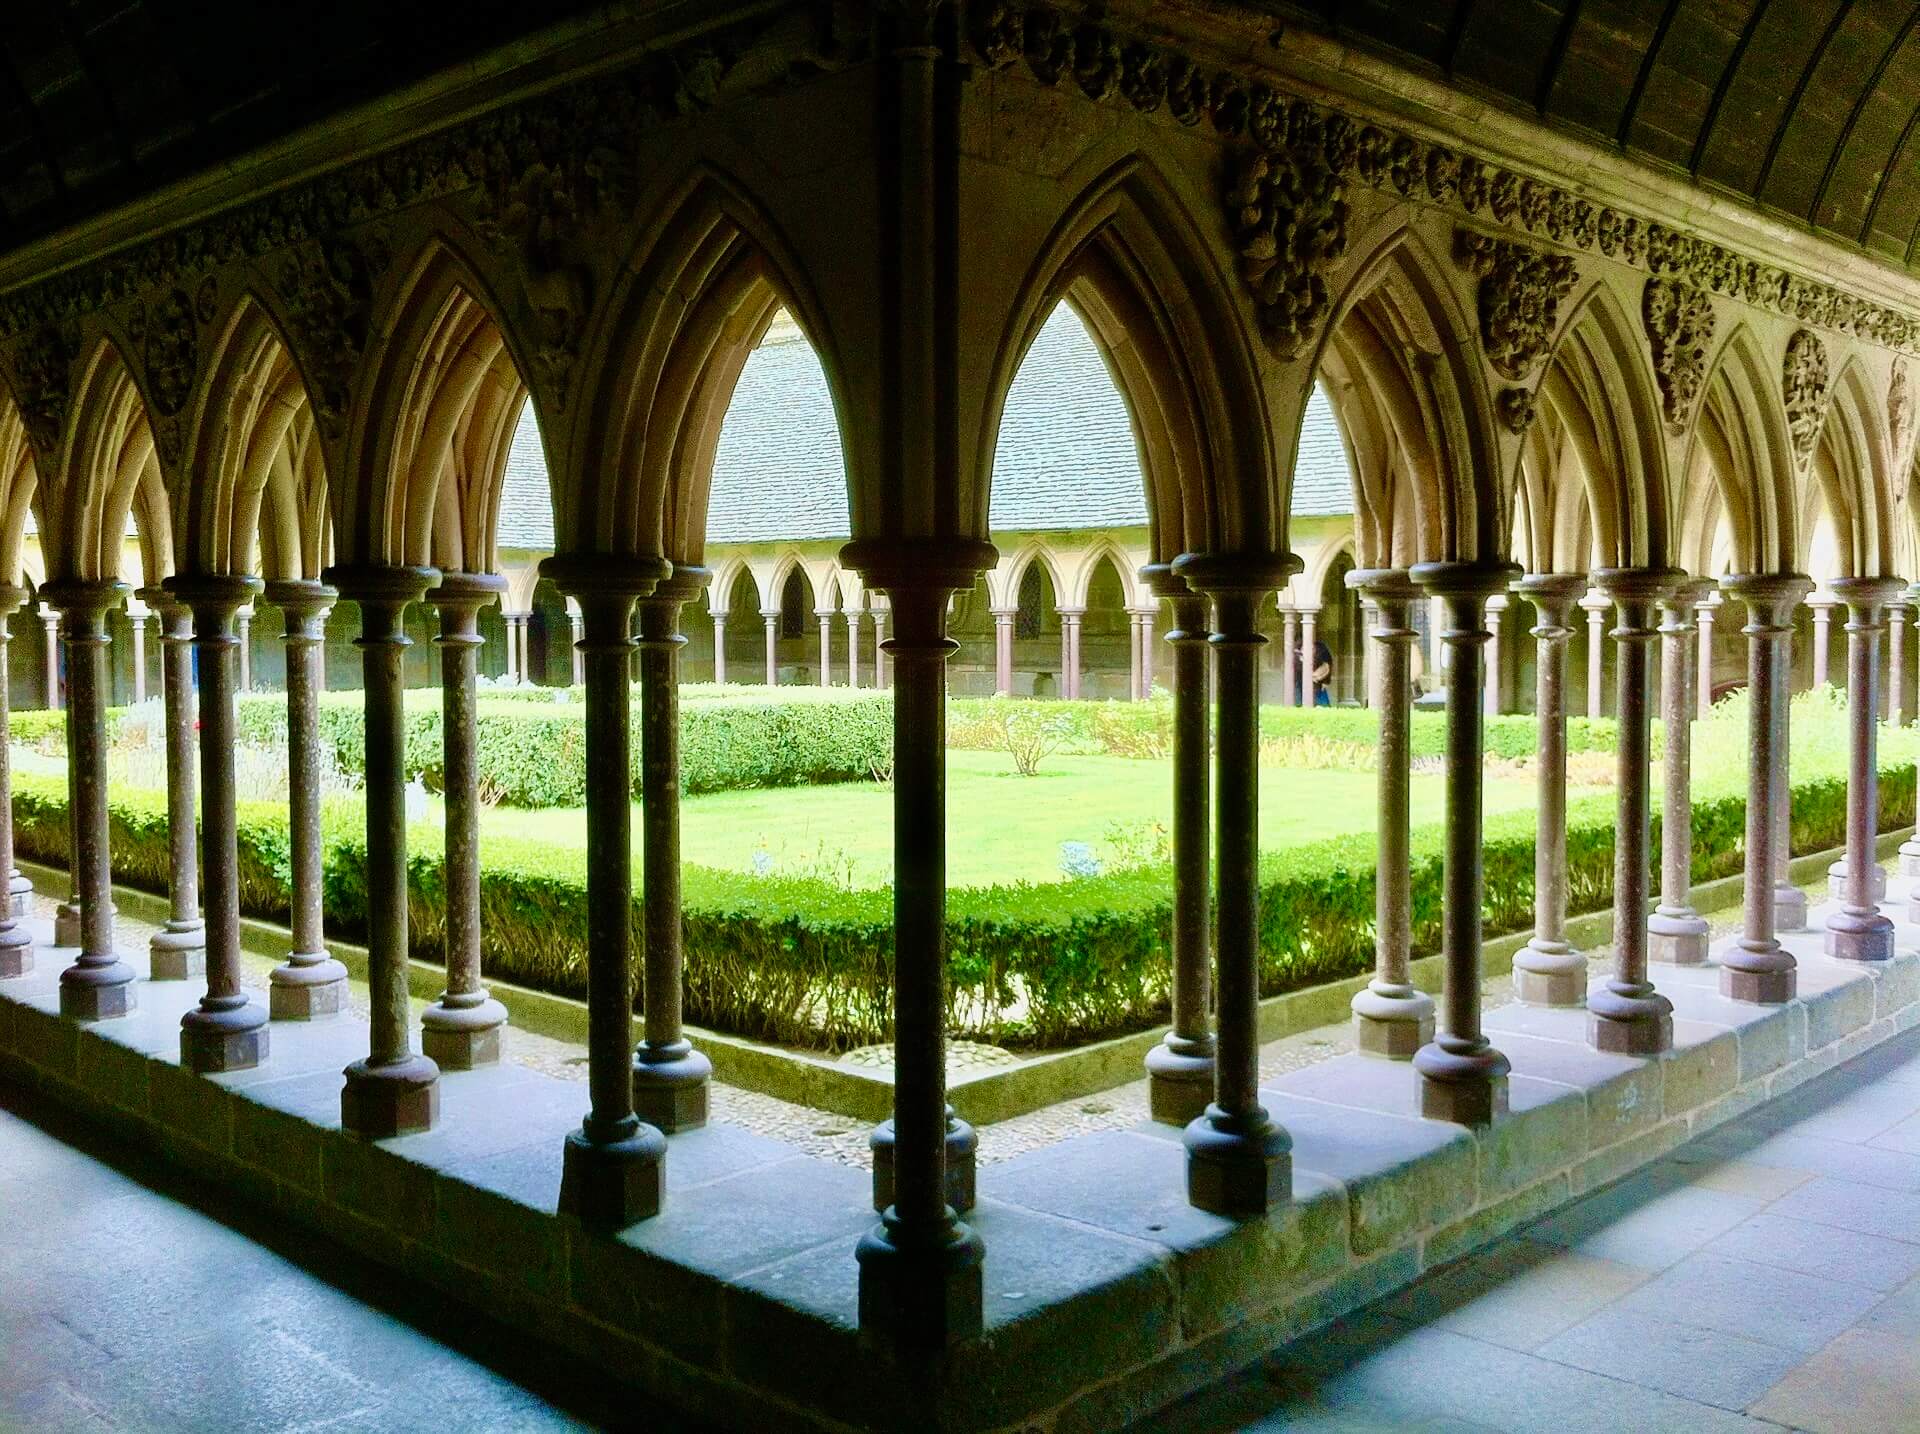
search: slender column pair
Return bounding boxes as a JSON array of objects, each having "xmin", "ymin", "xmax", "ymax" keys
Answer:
[
  {"xmin": 1581, "ymin": 588, "xmax": 1609, "ymax": 719},
  {"xmin": 1059, "ymin": 607, "xmax": 1084, "ymax": 699},
  {"xmin": 1348, "ymin": 569, "xmax": 1434, "ymax": 1057},
  {"xmin": 1772, "ymin": 600, "xmax": 1811, "ymax": 936},
  {"xmin": 420, "ymin": 574, "xmax": 511, "ymax": 1066},
  {"xmin": 845, "ymin": 608, "xmax": 863, "ymax": 688},
  {"xmin": 1649, "ymin": 580, "xmax": 1716, "ymax": 964},
  {"xmin": 710, "ymin": 612, "xmax": 728, "ymax": 684},
  {"xmin": 1696, "ymin": 591, "xmax": 1720, "ymax": 717},
  {"xmin": 326, "ymin": 566, "xmax": 443, "ymax": 1134},
  {"xmin": 263, "ymin": 581, "xmax": 349, "ymax": 1019},
  {"xmin": 1410, "ymin": 562, "xmax": 1515, "ymax": 1125},
  {"xmin": 1587, "ymin": 570, "xmax": 1679, "ymax": 1056},
  {"xmin": 1143, "ymin": 565, "xmax": 1219, "ymax": 1115},
  {"xmin": 568, "ymin": 603, "xmax": 586, "ymax": 686},
  {"xmin": 761, "ymin": 611, "xmax": 779, "ymax": 685},
  {"xmin": 1280, "ymin": 608, "xmax": 1299, "ymax": 706},
  {"xmin": 845, "ymin": 536, "xmax": 991, "ymax": 1347},
  {"xmin": 1174, "ymin": 551, "xmax": 1296, "ymax": 1208},
  {"xmin": 137, "ymin": 588, "xmax": 205, "ymax": 981},
  {"xmin": 1889, "ymin": 599, "xmax": 1911, "ymax": 727},
  {"xmin": 631, "ymin": 568, "xmax": 713, "ymax": 1131},
  {"xmin": 545, "ymin": 554, "xmax": 670, "ymax": 1226},
  {"xmin": 165, "ymin": 574, "xmax": 272, "ymax": 1072},
  {"xmin": 127, "ymin": 601, "xmax": 148, "ymax": 705},
  {"xmin": 1720, "ymin": 574, "xmax": 1812, "ymax": 1003},
  {"xmin": 1825, "ymin": 578, "xmax": 1902, "ymax": 961},
  {"xmin": 0, "ymin": 585, "xmax": 34, "ymax": 977},
  {"xmin": 817, "ymin": 609, "xmax": 834, "ymax": 685},
  {"xmin": 44, "ymin": 580, "xmax": 133, "ymax": 1020},
  {"xmin": 1810, "ymin": 595, "xmax": 1839, "ymax": 687},
  {"xmin": 991, "ymin": 609, "xmax": 1015, "ymax": 695},
  {"xmin": 1513, "ymin": 575, "xmax": 1586, "ymax": 1005},
  {"xmin": 39, "ymin": 604, "xmax": 60, "ymax": 712},
  {"xmin": 871, "ymin": 606, "xmax": 889, "ymax": 691},
  {"xmin": 1483, "ymin": 594, "xmax": 1507, "ymax": 717}
]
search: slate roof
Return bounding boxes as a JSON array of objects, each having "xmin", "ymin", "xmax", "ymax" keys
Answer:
[{"xmin": 493, "ymin": 304, "xmax": 1353, "ymax": 550}]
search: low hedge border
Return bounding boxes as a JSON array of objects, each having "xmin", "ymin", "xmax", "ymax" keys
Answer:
[{"xmin": 10, "ymin": 745, "xmax": 1909, "ymax": 1053}]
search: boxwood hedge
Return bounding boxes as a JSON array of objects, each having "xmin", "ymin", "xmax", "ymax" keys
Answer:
[{"xmin": 13, "ymin": 744, "xmax": 1910, "ymax": 1053}]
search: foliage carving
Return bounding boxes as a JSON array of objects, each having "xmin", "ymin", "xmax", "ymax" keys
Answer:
[
  {"xmin": 1642, "ymin": 279, "xmax": 1716, "ymax": 436},
  {"xmin": 1782, "ymin": 329, "xmax": 1830, "ymax": 467},
  {"xmin": 1454, "ymin": 230, "xmax": 1578, "ymax": 381},
  {"xmin": 1226, "ymin": 134, "xmax": 1350, "ymax": 359}
]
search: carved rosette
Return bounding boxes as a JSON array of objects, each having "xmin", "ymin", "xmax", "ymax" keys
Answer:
[
  {"xmin": 1782, "ymin": 330, "xmax": 1830, "ymax": 468},
  {"xmin": 1226, "ymin": 141, "xmax": 1350, "ymax": 359},
  {"xmin": 1642, "ymin": 279, "xmax": 1716, "ymax": 436},
  {"xmin": 1453, "ymin": 229, "xmax": 1578, "ymax": 382}
]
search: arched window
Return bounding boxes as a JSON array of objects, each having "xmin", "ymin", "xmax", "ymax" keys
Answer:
[
  {"xmin": 1015, "ymin": 563, "xmax": 1044, "ymax": 639},
  {"xmin": 780, "ymin": 569, "xmax": 808, "ymax": 639}
]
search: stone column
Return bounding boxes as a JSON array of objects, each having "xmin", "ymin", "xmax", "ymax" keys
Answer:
[
  {"xmin": 1138, "ymin": 607, "xmax": 1156, "ymax": 697},
  {"xmin": 1483, "ymin": 593, "xmax": 1507, "ymax": 717},
  {"xmin": 501, "ymin": 612, "xmax": 521, "ymax": 683},
  {"xmin": 1348, "ymin": 569, "xmax": 1435, "ymax": 1057},
  {"xmin": 568, "ymin": 602, "xmax": 585, "ymax": 687},
  {"xmin": 1889, "ymin": 599, "xmax": 1910, "ymax": 726},
  {"xmin": 235, "ymin": 604, "xmax": 253, "ymax": 693},
  {"xmin": 1127, "ymin": 610, "xmax": 1144, "ymax": 702},
  {"xmin": 0, "ymin": 586, "xmax": 34, "ymax": 977},
  {"xmin": 517, "ymin": 615, "xmax": 532, "ymax": 684},
  {"xmin": 1902, "ymin": 585, "xmax": 1920, "ymax": 726},
  {"xmin": 710, "ymin": 613, "xmax": 727, "ymax": 684},
  {"xmin": 1811, "ymin": 595, "xmax": 1837, "ymax": 686},
  {"xmin": 1143, "ymin": 568, "xmax": 1216, "ymax": 1118},
  {"xmin": 1773, "ymin": 604, "xmax": 1809, "ymax": 934},
  {"xmin": 128, "ymin": 600, "xmax": 148, "ymax": 705},
  {"xmin": 631, "ymin": 567, "xmax": 715, "ymax": 1132},
  {"xmin": 326, "ymin": 565, "xmax": 442, "ymax": 1135},
  {"xmin": 1280, "ymin": 608, "xmax": 1299, "ymax": 707},
  {"xmin": 1826, "ymin": 577, "xmax": 1902, "ymax": 961},
  {"xmin": 1411, "ymin": 562, "xmax": 1516, "ymax": 1125},
  {"xmin": 1512, "ymin": 574, "xmax": 1586, "ymax": 1005},
  {"xmin": 762, "ymin": 611, "xmax": 779, "ymax": 685},
  {"xmin": 1719, "ymin": 573, "xmax": 1812, "ymax": 1003},
  {"xmin": 165, "ymin": 574, "xmax": 271, "ymax": 1072},
  {"xmin": 40, "ymin": 603, "xmax": 60, "ymax": 710},
  {"xmin": 545, "ymin": 554, "xmax": 669, "ymax": 1226},
  {"xmin": 262, "ymin": 581, "xmax": 347, "ymax": 1018},
  {"xmin": 1173, "ymin": 551, "xmax": 1296, "ymax": 1213},
  {"xmin": 1588, "ymin": 570, "xmax": 1677, "ymax": 1055},
  {"xmin": 1581, "ymin": 587, "xmax": 1608, "ymax": 719},
  {"xmin": 139, "ymin": 590, "xmax": 204, "ymax": 980},
  {"xmin": 872, "ymin": 605, "xmax": 889, "ymax": 691},
  {"xmin": 845, "ymin": 608, "xmax": 862, "ymax": 688},
  {"xmin": 421, "ymin": 573, "xmax": 511, "ymax": 1066},
  {"xmin": 1696, "ymin": 590, "xmax": 1720, "ymax": 718},
  {"xmin": 1060, "ymin": 607, "xmax": 1084, "ymax": 699},
  {"xmin": 815, "ymin": 609, "xmax": 832, "ymax": 685},
  {"xmin": 991, "ymin": 609, "xmax": 1015, "ymax": 695},
  {"xmin": 846, "ymin": 537, "xmax": 989, "ymax": 1346},
  {"xmin": 44, "ymin": 580, "xmax": 131, "ymax": 1020},
  {"xmin": 1650, "ymin": 579, "xmax": 1715, "ymax": 964},
  {"xmin": 1300, "ymin": 608, "xmax": 1319, "ymax": 708}
]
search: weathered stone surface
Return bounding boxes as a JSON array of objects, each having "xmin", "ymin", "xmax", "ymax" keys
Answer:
[{"xmin": 1475, "ymin": 1076, "xmax": 1590, "ymax": 1200}]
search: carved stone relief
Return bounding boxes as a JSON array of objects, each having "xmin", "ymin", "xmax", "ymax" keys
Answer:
[
  {"xmin": 1453, "ymin": 230, "xmax": 1578, "ymax": 382},
  {"xmin": 1893, "ymin": 361, "xmax": 1913, "ymax": 505},
  {"xmin": 1225, "ymin": 140, "xmax": 1350, "ymax": 359},
  {"xmin": 274, "ymin": 236, "xmax": 387, "ymax": 443},
  {"xmin": 7, "ymin": 326, "xmax": 72, "ymax": 461},
  {"xmin": 1642, "ymin": 278, "xmax": 1716, "ymax": 436},
  {"xmin": 1782, "ymin": 329, "xmax": 1830, "ymax": 468}
]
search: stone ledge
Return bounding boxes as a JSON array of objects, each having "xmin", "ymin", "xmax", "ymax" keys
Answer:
[{"xmin": 5, "ymin": 875, "xmax": 1920, "ymax": 1431}]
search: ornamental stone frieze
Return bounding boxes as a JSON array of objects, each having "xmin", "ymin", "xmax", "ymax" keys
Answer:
[
  {"xmin": 1782, "ymin": 330, "xmax": 1831, "ymax": 468},
  {"xmin": 1642, "ymin": 278, "xmax": 1717, "ymax": 436}
]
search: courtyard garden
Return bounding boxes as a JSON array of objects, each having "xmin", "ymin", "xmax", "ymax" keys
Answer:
[{"xmin": 7, "ymin": 683, "xmax": 1916, "ymax": 1059}]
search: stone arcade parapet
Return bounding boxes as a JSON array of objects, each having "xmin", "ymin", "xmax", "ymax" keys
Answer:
[{"xmin": 6, "ymin": 885, "xmax": 1920, "ymax": 1432}]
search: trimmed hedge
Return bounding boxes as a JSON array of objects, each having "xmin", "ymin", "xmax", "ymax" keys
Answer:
[
  {"xmin": 231, "ymin": 688, "xmax": 893, "ymax": 805},
  {"xmin": 16, "ymin": 735, "xmax": 1912, "ymax": 1053}
]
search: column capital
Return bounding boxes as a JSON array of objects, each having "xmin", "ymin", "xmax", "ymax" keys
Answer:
[
  {"xmin": 1411, "ymin": 560, "xmax": 1519, "ymax": 601},
  {"xmin": 645, "ymin": 564, "xmax": 711, "ymax": 609},
  {"xmin": 537, "ymin": 551, "xmax": 669, "ymax": 603},
  {"xmin": 989, "ymin": 606, "xmax": 1018, "ymax": 621},
  {"xmin": 1578, "ymin": 585, "xmax": 1613, "ymax": 615},
  {"xmin": 1174, "ymin": 549, "xmax": 1300, "ymax": 595},
  {"xmin": 1514, "ymin": 571, "xmax": 1585, "ymax": 634},
  {"xmin": 262, "ymin": 577, "xmax": 339, "ymax": 619},
  {"xmin": 840, "ymin": 536, "xmax": 995, "ymax": 594},
  {"xmin": 324, "ymin": 564, "xmax": 439, "ymax": 609},
  {"xmin": 1658, "ymin": 575, "xmax": 1718, "ymax": 621},
  {"xmin": 40, "ymin": 577, "xmax": 128, "ymax": 620},
  {"xmin": 1056, "ymin": 605, "xmax": 1087, "ymax": 620},
  {"xmin": 0, "ymin": 582, "xmax": 29, "ymax": 619},
  {"xmin": 1721, "ymin": 572, "xmax": 1814, "ymax": 631},
  {"xmin": 135, "ymin": 585, "xmax": 192, "ymax": 639},
  {"xmin": 1139, "ymin": 561, "xmax": 1190, "ymax": 599},
  {"xmin": 1829, "ymin": 575, "xmax": 1906, "ymax": 617},
  {"xmin": 164, "ymin": 571, "xmax": 264, "ymax": 617},
  {"xmin": 1807, "ymin": 591, "xmax": 1843, "ymax": 612},
  {"xmin": 1347, "ymin": 567, "xmax": 1417, "ymax": 602}
]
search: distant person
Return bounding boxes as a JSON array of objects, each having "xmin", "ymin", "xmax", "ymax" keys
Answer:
[{"xmin": 1305, "ymin": 638, "xmax": 1332, "ymax": 706}]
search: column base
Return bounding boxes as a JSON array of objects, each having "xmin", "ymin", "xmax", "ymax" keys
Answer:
[
  {"xmin": 1588, "ymin": 985, "xmax": 1674, "ymax": 1056},
  {"xmin": 1900, "ymin": 838, "xmax": 1920, "ymax": 879},
  {"xmin": 148, "ymin": 920, "xmax": 205, "ymax": 981},
  {"xmin": 1350, "ymin": 982, "xmax": 1436, "ymax": 1059},
  {"xmin": 1413, "ymin": 1037, "xmax": 1510, "ymax": 1126},
  {"xmin": 855, "ymin": 1209, "xmax": 985, "ymax": 1347},
  {"xmin": 1829, "ymin": 860, "xmax": 1888, "ymax": 905},
  {"xmin": 52, "ymin": 902, "xmax": 81, "ymax": 949},
  {"xmin": 1513, "ymin": 939, "xmax": 1587, "ymax": 1007},
  {"xmin": 269, "ymin": 954, "xmax": 350, "ymax": 1020},
  {"xmin": 10, "ymin": 869, "xmax": 31, "ymax": 920},
  {"xmin": 1183, "ymin": 1104, "xmax": 1291, "ymax": 1216},
  {"xmin": 871, "ymin": 1111, "xmax": 976, "ymax": 1215},
  {"xmin": 58, "ymin": 959, "xmax": 136, "ymax": 1020},
  {"xmin": 1144, "ymin": 1034, "xmax": 1215, "ymax": 1124},
  {"xmin": 0, "ymin": 925, "xmax": 31, "ymax": 978},
  {"xmin": 1648, "ymin": 908, "xmax": 1710, "ymax": 965},
  {"xmin": 180, "ymin": 998, "xmax": 271, "ymax": 1074},
  {"xmin": 420, "ymin": 994, "xmax": 509, "ymax": 1070},
  {"xmin": 341, "ymin": 1053, "xmax": 440, "ymax": 1137},
  {"xmin": 1826, "ymin": 910, "xmax": 1896, "ymax": 962},
  {"xmin": 1721, "ymin": 943, "xmax": 1797, "ymax": 1004},
  {"xmin": 631, "ymin": 1040, "xmax": 713, "ymax": 1133},
  {"xmin": 1774, "ymin": 884, "xmax": 1809, "ymax": 933},
  {"xmin": 557, "ymin": 1121, "xmax": 666, "ymax": 1229}
]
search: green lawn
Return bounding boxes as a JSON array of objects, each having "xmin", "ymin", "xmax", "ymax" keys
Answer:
[{"xmin": 476, "ymin": 750, "xmax": 1553, "ymax": 888}]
